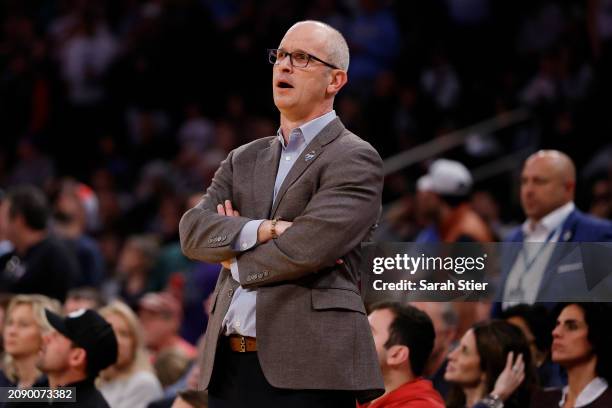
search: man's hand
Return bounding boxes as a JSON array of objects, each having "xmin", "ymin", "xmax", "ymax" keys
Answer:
[
  {"xmin": 216, "ymin": 200, "xmax": 341, "ymax": 268},
  {"xmin": 217, "ymin": 200, "xmax": 240, "ymax": 217},
  {"xmin": 217, "ymin": 200, "xmax": 239, "ymax": 269}
]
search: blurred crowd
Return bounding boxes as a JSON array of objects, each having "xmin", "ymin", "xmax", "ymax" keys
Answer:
[
  {"xmin": 2, "ymin": 0, "xmax": 612, "ymax": 407},
  {"xmin": 361, "ymin": 301, "xmax": 612, "ymax": 408},
  {"xmin": 1, "ymin": 0, "xmax": 612, "ymax": 242}
]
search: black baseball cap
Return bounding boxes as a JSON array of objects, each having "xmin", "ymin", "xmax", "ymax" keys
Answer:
[{"xmin": 45, "ymin": 308, "xmax": 118, "ymax": 377}]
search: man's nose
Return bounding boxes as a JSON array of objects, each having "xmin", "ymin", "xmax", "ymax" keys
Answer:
[
  {"xmin": 522, "ymin": 183, "xmax": 533, "ymax": 196},
  {"xmin": 277, "ymin": 54, "xmax": 293, "ymax": 72}
]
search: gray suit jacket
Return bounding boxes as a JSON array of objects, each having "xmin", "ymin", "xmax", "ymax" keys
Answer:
[{"xmin": 179, "ymin": 118, "xmax": 385, "ymax": 401}]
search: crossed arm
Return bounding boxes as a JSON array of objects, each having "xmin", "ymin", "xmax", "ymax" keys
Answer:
[
  {"xmin": 179, "ymin": 144, "xmax": 383, "ymax": 288},
  {"xmin": 215, "ymin": 196, "xmax": 345, "ymax": 281},
  {"xmin": 214, "ymin": 199, "xmax": 293, "ymax": 269}
]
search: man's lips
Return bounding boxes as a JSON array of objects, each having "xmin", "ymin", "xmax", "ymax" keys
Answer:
[{"xmin": 276, "ymin": 80, "xmax": 294, "ymax": 89}]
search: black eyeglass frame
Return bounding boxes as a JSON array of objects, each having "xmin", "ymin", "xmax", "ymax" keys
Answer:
[{"xmin": 268, "ymin": 48, "xmax": 339, "ymax": 70}]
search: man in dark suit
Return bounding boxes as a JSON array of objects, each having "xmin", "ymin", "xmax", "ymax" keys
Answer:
[
  {"xmin": 179, "ymin": 20, "xmax": 385, "ymax": 407},
  {"xmin": 498, "ymin": 150, "xmax": 612, "ymax": 307}
]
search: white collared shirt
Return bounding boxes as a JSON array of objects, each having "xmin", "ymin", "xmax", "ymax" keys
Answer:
[
  {"xmin": 503, "ymin": 202, "xmax": 575, "ymax": 306},
  {"xmin": 521, "ymin": 201, "xmax": 575, "ymax": 243},
  {"xmin": 559, "ymin": 377, "xmax": 608, "ymax": 408}
]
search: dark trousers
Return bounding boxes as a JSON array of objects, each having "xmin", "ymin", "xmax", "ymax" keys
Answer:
[{"xmin": 208, "ymin": 338, "xmax": 356, "ymax": 408}]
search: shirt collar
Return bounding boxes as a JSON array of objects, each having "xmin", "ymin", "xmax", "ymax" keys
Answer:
[
  {"xmin": 522, "ymin": 201, "xmax": 575, "ymax": 236},
  {"xmin": 559, "ymin": 377, "xmax": 608, "ymax": 407},
  {"xmin": 277, "ymin": 110, "xmax": 336, "ymax": 148}
]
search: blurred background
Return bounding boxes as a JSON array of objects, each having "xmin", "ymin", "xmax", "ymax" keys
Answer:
[
  {"xmin": 2, "ymin": 0, "xmax": 612, "ymax": 239},
  {"xmin": 2, "ymin": 1, "xmax": 612, "ymax": 405}
]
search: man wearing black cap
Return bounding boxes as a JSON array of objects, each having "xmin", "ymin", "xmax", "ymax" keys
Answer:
[{"xmin": 34, "ymin": 308, "xmax": 118, "ymax": 407}]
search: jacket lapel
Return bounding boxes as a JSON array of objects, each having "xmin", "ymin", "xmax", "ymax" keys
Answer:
[
  {"xmin": 271, "ymin": 118, "xmax": 345, "ymax": 217},
  {"xmin": 253, "ymin": 138, "xmax": 282, "ymax": 219},
  {"xmin": 536, "ymin": 210, "xmax": 577, "ymax": 299}
]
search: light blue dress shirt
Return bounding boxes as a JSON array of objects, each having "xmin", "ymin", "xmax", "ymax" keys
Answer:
[{"xmin": 222, "ymin": 110, "xmax": 337, "ymax": 336}]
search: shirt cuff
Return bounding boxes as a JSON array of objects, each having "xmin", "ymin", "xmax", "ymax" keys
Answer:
[
  {"xmin": 232, "ymin": 219, "xmax": 265, "ymax": 251},
  {"xmin": 230, "ymin": 258, "xmax": 239, "ymax": 282}
]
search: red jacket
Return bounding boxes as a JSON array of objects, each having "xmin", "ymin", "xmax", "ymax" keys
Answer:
[{"xmin": 358, "ymin": 378, "xmax": 445, "ymax": 408}]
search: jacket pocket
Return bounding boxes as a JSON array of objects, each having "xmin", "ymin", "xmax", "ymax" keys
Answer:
[{"xmin": 311, "ymin": 288, "xmax": 366, "ymax": 314}]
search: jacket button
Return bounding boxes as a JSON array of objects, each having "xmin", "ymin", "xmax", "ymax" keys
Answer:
[
  {"xmin": 258, "ymin": 273, "xmax": 263, "ymax": 279},
  {"xmin": 263, "ymin": 271, "xmax": 269, "ymax": 277}
]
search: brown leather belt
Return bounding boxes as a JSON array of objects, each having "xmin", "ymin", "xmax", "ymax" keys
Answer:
[{"xmin": 228, "ymin": 335, "xmax": 257, "ymax": 352}]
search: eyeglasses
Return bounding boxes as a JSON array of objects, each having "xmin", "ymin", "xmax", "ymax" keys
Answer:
[{"xmin": 268, "ymin": 48, "xmax": 339, "ymax": 69}]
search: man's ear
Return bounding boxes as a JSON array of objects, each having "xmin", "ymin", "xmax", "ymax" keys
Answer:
[
  {"xmin": 386, "ymin": 344, "xmax": 410, "ymax": 366},
  {"xmin": 69, "ymin": 347, "xmax": 87, "ymax": 371},
  {"xmin": 326, "ymin": 70, "xmax": 348, "ymax": 96}
]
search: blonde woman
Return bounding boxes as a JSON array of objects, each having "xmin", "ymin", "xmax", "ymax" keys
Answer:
[
  {"xmin": 1, "ymin": 294, "xmax": 61, "ymax": 389},
  {"xmin": 98, "ymin": 301, "xmax": 163, "ymax": 408}
]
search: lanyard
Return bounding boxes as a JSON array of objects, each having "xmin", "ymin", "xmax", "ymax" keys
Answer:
[
  {"xmin": 521, "ymin": 226, "xmax": 559, "ymax": 272},
  {"xmin": 508, "ymin": 226, "xmax": 560, "ymax": 300}
]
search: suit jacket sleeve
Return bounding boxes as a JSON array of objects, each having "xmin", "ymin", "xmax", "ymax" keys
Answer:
[
  {"xmin": 237, "ymin": 143, "xmax": 383, "ymax": 288},
  {"xmin": 179, "ymin": 149, "xmax": 253, "ymax": 263}
]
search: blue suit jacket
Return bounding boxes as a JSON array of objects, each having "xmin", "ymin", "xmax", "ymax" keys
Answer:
[{"xmin": 497, "ymin": 209, "xmax": 612, "ymax": 304}]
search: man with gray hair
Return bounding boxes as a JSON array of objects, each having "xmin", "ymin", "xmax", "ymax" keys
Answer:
[{"xmin": 179, "ymin": 20, "xmax": 384, "ymax": 407}]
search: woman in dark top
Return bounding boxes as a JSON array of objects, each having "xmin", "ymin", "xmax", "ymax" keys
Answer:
[
  {"xmin": 445, "ymin": 320, "xmax": 535, "ymax": 408},
  {"xmin": 532, "ymin": 303, "xmax": 612, "ymax": 408},
  {"xmin": 502, "ymin": 303, "xmax": 565, "ymax": 388}
]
